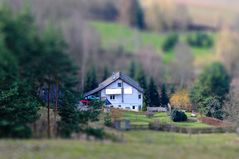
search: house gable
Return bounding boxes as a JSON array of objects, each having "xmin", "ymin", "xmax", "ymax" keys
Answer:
[{"xmin": 84, "ymin": 72, "xmax": 143, "ymax": 97}]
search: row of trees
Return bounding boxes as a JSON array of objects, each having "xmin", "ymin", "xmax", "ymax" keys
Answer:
[
  {"xmin": 128, "ymin": 61, "xmax": 170, "ymax": 108},
  {"xmin": 0, "ymin": 7, "xmax": 100, "ymax": 138},
  {"xmin": 128, "ymin": 60, "xmax": 234, "ymax": 122}
]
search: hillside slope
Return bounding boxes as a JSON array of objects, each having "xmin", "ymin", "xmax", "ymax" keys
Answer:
[
  {"xmin": 90, "ymin": 21, "xmax": 217, "ymax": 67},
  {"xmin": 141, "ymin": 0, "xmax": 239, "ymax": 28}
]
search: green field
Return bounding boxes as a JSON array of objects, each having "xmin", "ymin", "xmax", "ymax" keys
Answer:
[
  {"xmin": 1, "ymin": 131, "xmax": 238, "ymax": 159},
  {"xmin": 121, "ymin": 111, "xmax": 210, "ymax": 127},
  {"xmin": 91, "ymin": 21, "xmax": 217, "ymax": 66}
]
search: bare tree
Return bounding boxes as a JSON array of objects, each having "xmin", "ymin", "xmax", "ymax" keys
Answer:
[
  {"xmin": 142, "ymin": 0, "xmax": 191, "ymax": 31},
  {"xmin": 117, "ymin": 0, "xmax": 132, "ymax": 26},
  {"xmin": 171, "ymin": 42, "xmax": 194, "ymax": 88},
  {"xmin": 224, "ymin": 86, "xmax": 239, "ymax": 126},
  {"xmin": 137, "ymin": 46, "xmax": 167, "ymax": 83},
  {"xmin": 216, "ymin": 26, "xmax": 239, "ymax": 77}
]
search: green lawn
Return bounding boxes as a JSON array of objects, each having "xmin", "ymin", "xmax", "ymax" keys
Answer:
[
  {"xmin": 90, "ymin": 21, "xmax": 217, "ymax": 65},
  {"xmin": 1, "ymin": 131, "xmax": 238, "ymax": 159},
  {"xmin": 122, "ymin": 111, "xmax": 210, "ymax": 128}
]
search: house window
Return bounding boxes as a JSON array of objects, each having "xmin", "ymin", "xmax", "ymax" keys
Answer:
[
  {"xmin": 118, "ymin": 105, "xmax": 121, "ymax": 108},
  {"xmin": 132, "ymin": 106, "xmax": 135, "ymax": 109},
  {"xmin": 110, "ymin": 95, "xmax": 115, "ymax": 100},
  {"xmin": 118, "ymin": 82, "xmax": 122, "ymax": 87},
  {"xmin": 138, "ymin": 94, "xmax": 141, "ymax": 99}
]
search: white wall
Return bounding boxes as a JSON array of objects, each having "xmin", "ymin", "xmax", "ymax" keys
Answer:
[{"xmin": 101, "ymin": 79, "xmax": 143, "ymax": 111}]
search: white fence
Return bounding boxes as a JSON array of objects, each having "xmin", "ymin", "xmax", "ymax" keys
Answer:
[{"xmin": 147, "ymin": 107, "xmax": 167, "ymax": 112}]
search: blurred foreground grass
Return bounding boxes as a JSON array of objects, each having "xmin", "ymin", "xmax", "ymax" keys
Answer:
[{"xmin": 0, "ymin": 131, "xmax": 238, "ymax": 159}]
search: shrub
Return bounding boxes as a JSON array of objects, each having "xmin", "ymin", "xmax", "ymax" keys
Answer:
[
  {"xmin": 104, "ymin": 113, "xmax": 112, "ymax": 127},
  {"xmin": 170, "ymin": 89, "xmax": 192, "ymax": 111},
  {"xmin": 162, "ymin": 33, "xmax": 179, "ymax": 52},
  {"xmin": 171, "ymin": 109, "xmax": 187, "ymax": 122},
  {"xmin": 85, "ymin": 128, "xmax": 105, "ymax": 140},
  {"xmin": 187, "ymin": 32, "xmax": 213, "ymax": 48}
]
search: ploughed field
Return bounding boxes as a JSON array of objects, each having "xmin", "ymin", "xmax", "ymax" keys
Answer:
[{"xmin": 0, "ymin": 131, "xmax": 238, "ymax": 159}]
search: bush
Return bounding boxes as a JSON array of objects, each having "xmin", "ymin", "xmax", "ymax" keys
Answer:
[
  {"xmin": 85, "ymin": 128, "xmax": 105, "ymax": 140},
  {"xmin": 104, "ymin": 113, "xmax": 112, "ymax": 127},
  {"xmin": 170, "ymin": 89, "xmax": 192, "ymax": 111},
  {"xmin": 171, "ymin": 109, "xmax": 187, "ymax": 122},
  {"xmin": 187, "ymin": 32, "xmax": 213, "ymax": 48},
  {"xmin": 162, "ymin": 33, "xmax": 179, "ymax": 52}
]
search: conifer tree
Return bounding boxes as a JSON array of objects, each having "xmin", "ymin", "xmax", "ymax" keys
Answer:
[
  {"xmin": 84, "ymin": 66, "xmax": 98, "ymax": 92},
  {"xmin": 129, "ymin": 61, "xmax": 136, "ymax": 79},
  {"xmin": 131, "ymin": 0, "xmax": 145, "ymax": 30},
  {"xmin": 136, "ymin": 67, "xmax": 148, "ymax": 111},
  {"xmin": 0, "ymin": 8, "xmax": 39, "ymax": 138},
  {"xmin": 160, "ymin": 84, "xmax": 169, "ymax": 108},
  {"xmin": 190, "ymin": 62, "xmax": 230, "ymax": 119},
  {"xmin": 146, "ymin": 78, "xmax": 160, "ymax": 107},
  {"xmin": 136, "ymin": 67, "xmax": 147, "ymax": 90},
  {"xmin": 58, "ymin": 90, "xmax": 79, "ymax": 138},
  {"xmin": 102, "ymin": 65, "xmax": 109, "ymax": 81}
]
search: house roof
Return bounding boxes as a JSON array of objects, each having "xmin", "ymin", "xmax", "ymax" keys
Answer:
[{"xmin": 84, "ymin": 72, "xmax": 144, "ymax": 97}]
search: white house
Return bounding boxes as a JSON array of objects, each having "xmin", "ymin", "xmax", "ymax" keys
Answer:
[{"xmin": 84, "ymin": 72, "xmax": 144, "ymax": 111}]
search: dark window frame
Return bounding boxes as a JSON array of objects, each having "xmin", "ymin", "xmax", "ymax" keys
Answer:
[
  {"xmin": 110, "ymin": 95, "xmax": 115, "ymax": 100},
  {"xmin": 138, "ymin": 94, "xmax": 141, "ymax": 99},
  {"xmin": 117, "ymin": 82, "xmax": 122, "ymax": 87}
]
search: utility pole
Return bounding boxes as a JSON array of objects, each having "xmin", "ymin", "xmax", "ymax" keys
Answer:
[
  {"xmin": 55, "ymin": 79, "xmax": 58, "ymax": 114},
  {"xmin": 47, "ymin": 82, "xmax": 51, "ymax": 138},
  {"xmin": 54, "ymin": 79, "xmax": 58, "ymax": 137}
]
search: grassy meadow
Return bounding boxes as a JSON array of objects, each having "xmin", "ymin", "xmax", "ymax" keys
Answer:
[
  {"xmin": 0, "ymin": 131, "xmax": 238, "ymax": 159},
  {"xmin": 91, "ymin": 21, "xmax": 217, "ymax": 67}
]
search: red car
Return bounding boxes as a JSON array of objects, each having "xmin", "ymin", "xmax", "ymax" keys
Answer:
[{"xmin": 80, "ymin": 100, "xmax": 91, "ymax": 106}]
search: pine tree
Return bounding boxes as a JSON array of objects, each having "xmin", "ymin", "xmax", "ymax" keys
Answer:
[
  {"xmin": 84, "ymin": 67, "xmax": 98, "ymax": 92},
  {"xmin": 39, "ymin": 28, "xmax": 80, "ymax": 138},
  {"xmin": 58, "ymin": 90, "xmax": 79, "ymax": 138},
  {"xmin": 136, "ymin": 67, "xmax": 147, "ymax": 90},
  {"xmin": 0, "ymin": 37, "xmax": 39, "ymax": 138},
  {"xmin": 170, "ymin": 85, "xmax": 176, "ymax": 96},
  {"xmin": 129, "ymin": 61, "xmax": 136, "ymax": 79},
  {"xmin": 0, "ymin": 8, "xmax": 40, "ymax": 138},
  {"xmin": 91, "ymin": 67, "xmax": 98, "ymax": 89},
  {"xmin": 136, "ymin": 67, "xmax": 148, "ymax": 111},
  {"xmin": 131, "ymin": 0, "xmax": 145, "ymax": 30},
  {"xmin": 146, "ymin": 78, "xmax": 160, "ymax": 107},
  {"xmin": 84, "ymin": 66, "xmax": 98, "ymax": 92},
  {"xmin": 190, "ymin": 62, "xmax": 230, "ymax": 119},
  {"xmin": 160, "ymin": 84, "xmax": 169, "ymax": 108},
  {"xmin": 102, "ymin": 66, "xmax": 109, "ymax": 81}
]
